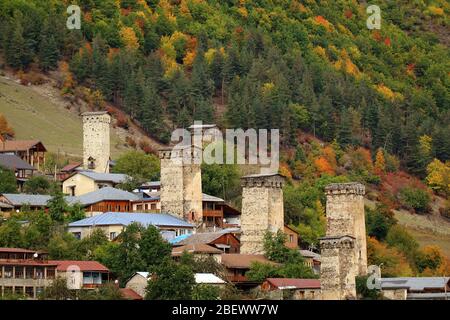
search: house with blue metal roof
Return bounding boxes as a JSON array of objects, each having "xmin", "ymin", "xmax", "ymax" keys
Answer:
[
  {"xmin": 62, "ymin": 170, "xmax": 130, "ymax": 196},
  {"xmin": 68, "ymin": 212, "xmax": 194, "ymax": 241}
]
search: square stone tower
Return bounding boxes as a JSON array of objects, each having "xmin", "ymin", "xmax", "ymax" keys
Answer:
[
  {"xmin": 82, "ymin": 111, "xmax": 111, "ymax": 173},
  {"xmin": 240, "ymin": 173, "xmax": 285, "ymax": 255},
  {"xmin": 320, "ymin": 182, "xmax": 367, "ymax": 300},
  {"xmin": 159, "ymin": 145, "xmax": 203, "ymax": 224}
]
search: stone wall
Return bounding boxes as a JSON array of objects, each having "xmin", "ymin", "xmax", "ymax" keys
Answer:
[
  {"xmin": 325, "ymin": 182, "xmax": 367, "ymax": 275},
  {"xmin": 240, "ymin": 174, "xmax": 285, "ymax": 255},
  {"xmin": 320, "ymin": 182, "xmax": 367, "ymax": 300},
  {"xmin": 159, "ymin": 146, "xmax": 203, "ymax": 223},
  {"xmin": 82, "ymin": 112, "xmax": 111, "ymax": 173},
  {"xmin": 320, "ymin": 235, "xmax": 357, "ymax": 300}
]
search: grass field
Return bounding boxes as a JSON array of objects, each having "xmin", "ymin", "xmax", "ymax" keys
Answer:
[
  {"xmin": 406, "ymin": 228, "xmax": 450, "ymax": 259},
  {"xmin": 0, "ymin": 76, "xmax": 126, "ymax": 158}
]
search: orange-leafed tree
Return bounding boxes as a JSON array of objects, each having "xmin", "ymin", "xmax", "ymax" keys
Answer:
[
  {"xmin": 120, "ymin": 27, "xmax": 140, "ymax": 50},
  {"xmin": 374, "ymin": 148, "xmax": 386, "ymax": 174},
  {"xmin": 0, "ymin": 114, "xmax": 15, "ymax": 139}
]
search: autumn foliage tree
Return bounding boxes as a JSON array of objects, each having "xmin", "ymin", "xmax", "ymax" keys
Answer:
[{"xmin": 0, "ymin": 114, "xmax": 15, "ymax": 139}]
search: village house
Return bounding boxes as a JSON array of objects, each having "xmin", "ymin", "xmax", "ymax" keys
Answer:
[
  {"xmin": 171, "ymin": 244, "xmax": 224, "ymax": 261},
  {"xmin": 0, "ymin": 248, "xmax": 110, "ymax": 299},
  {"xmin": 0, "ymin": 248, "xmax": 56, "ymax": 299},
  {"xmin": 172, "ymin": 230, "xmax": 241, "ymax": 254},
  {"xmin": 49, "ymin": 260, "xmax": 110, "ymax": 290},
  {"xmin": 379, "ymin": 277, "xmax": 450, "ymax": 300},
  {"xmin": 299, "ymin": 250, "xmax": 321, "ymax": 275},
  {"xmin": 67, "ymin": 212, "xmax": 194, "ymax": 240},
  {"xmin": 62, "ymin": 170, "xmax": 130, "ymax": 196},
  {"xmin": 125, "ymin": 272, "xmax": 226, "ymax": 299},
  {"xmin": 0, "ymin": 193, "xmax": 55, "ymax": 215},
  {"xmin": 260, "ymin": 278, "xmax": 322, "ymax": 300},
  {"xmin": 0, "ymin": 154, "xmax": 36, "ymax": 191},
  {"xmin": 284, "ymin": 225, "xmax": 299, "ymax": 249},
  {"xmin": 70, "ymin": 187, "xmax": 140, "ymax": 217},
  {"xmin": 220, "ymin": 254, "xmax": 277, "ymax": 285},
  {"xmin": 57, "ymin": 162, "xmax": 82, "ymax": 181},
  {"xmin": 0, "ymin": 140, "xmax": 47, "ymax": 171}
]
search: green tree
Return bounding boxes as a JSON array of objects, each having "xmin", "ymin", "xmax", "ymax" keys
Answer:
[
  {"xmin": 145, "ymin": 259, "xmax": 195, "ymax": 300},
  {"xmin": 192, "ymin": 284, "xmax": 221, "ymax": 300},
  {"xmin": 47, "ymin": 190, "xmax": 68, "ymax": 222},
  {"xmin": 0, "ymin": 166, "xmax": 17, "ymax": 193},
  {"xmin": 39, "ymin": 277, "xmax": 75, "ymax": 300},
  {"xmin": 112, "ymin": 150, "xmax": 160, "ymax": 184},
  {"xmin": 38, "ymin": 20, "xmax": 59, "ymax": 72},
  {"xmin": 23, "ymin": 176, "xmax": 53, "ymax": 194}
]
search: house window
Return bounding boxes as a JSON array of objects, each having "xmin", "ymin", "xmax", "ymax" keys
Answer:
[
  {"xmin": 4, "ymin": 267, "xmax": 13, "ymax": 278},
  {"xmin": 151, "ymin": 203, "xmax": 156, "ymax": 210},
  {"xmin": 14, "ymin": 287, "xmax": 24, "ymax": 296},
  {"xmin": 72, "ymin": 232, "xmax": 81, "ymax": 240},
  {"xmin": 289, "ymin": 235, "xmax": 294, "ymax": 243},
  {"xmin": 25, "ymin": 267, "xmax": 33, "ymax": 279},
  {"xmin": 35, "ymin": 268, "xmax": 44, "ymax": 279},
  {"xmin": 25, "ymin": 287, "xmax": 34, "ymax": 298},
  {"xmin": 83, "ymin": 272, "xmax": 93, "ymax": 284},
  {"xmin": 136, "ymin": 204, "xmax": 143, "ymax": 211},
  {"xmin": 47, "ymin": 268, "xmax": 55, "ymax": 279},
  {"xmin": 110, "ymin": 232, "xmax": 117, "ymax": 240},
  {"xmin": 15, "ymin": 267, "xmax": 24, "ymax": 279}
]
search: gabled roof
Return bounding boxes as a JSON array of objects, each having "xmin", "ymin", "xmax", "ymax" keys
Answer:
[
  {"xmin": 195, "ymin": 273, "xmax": 226, "ymax": 284},
  {"xmin": 120, "ymin": 288, "xmax": 143, "ymax": 300},
  {"xmin": 49, "ymin": 260, "xmax": 109, "ymax": 272},
  {"xmin": 0, "ymin": 140, "xmax": 46, "ymax": 152},
  {"xmin": 0, "ymin": 154, "xmax": 35, "ymax": 171},
  {"xmin": 380, "ymin": 277, "xmax": 450, "ymax": 291},
  {"xmin": 62, "ymin": 170, "xmax": 130, "ymax": 183},
  {"xmin": 176, "ymin": 231, "xmax": 237, "ymax": 246},
  {"xmin": 1, "ymin": 194, "xmax": 56, "ymax": 206},
  {"xmin": 75, "ymin": 171, "xmax": 130, "ymax": 183},
  {"xmin": 172, "ymin": 244, "xmax": 223, "ymax": 256},
  {"xmin": 265, "ymin": 278, "xmax": 321, "ymax": 290},
  {"xmin": 202, "ymin": 193, "xmax": 224, "ymax": 202},
  {"xmin": 221, "ymin": 254, "xmax": 276, "ymax": 269},
  {"xmin": 61, "ymin": 162, "xmax": 82, "ymax": 172},
  {"xmin": 299, "ymin": 250, "xmax": 321, "ymax": 260},
  {"xmin": 0, "ymin": 247, "xmax": 36, "ymax": 253},
  {"xmin": 69, "ymin": 187, "xmax": 140, "ymax": 206},
  {"xmin": 68, "ymin": 212, "xmax": 194, "ymax": 229}
]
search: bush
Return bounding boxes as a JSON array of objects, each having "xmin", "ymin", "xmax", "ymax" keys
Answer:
[{"xmin": 398, "ymin": 187, "xmax": 431, "ymax": 214}]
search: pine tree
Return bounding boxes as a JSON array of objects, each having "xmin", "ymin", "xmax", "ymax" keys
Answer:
[
  {"xmin": 92, "ymin": 36, "xmax": 112, "ymax": 100},
  {"xmin": 5, "ymin": 13, "xmax": 33, "ymax": 70},
  {"xmin": 141, "ymin": 83, "xmax": 164, "ymax": 136},
  {"xmin": 338, "ymin": 110, "xmax": 353, "ymax": 147},
  {"xmin": 191, "ymin": 49, "xmax": 214, "ymax": 100},
  {"xmin": 38, "ymin": 21, "xmax": 59, "ymax": 72}
]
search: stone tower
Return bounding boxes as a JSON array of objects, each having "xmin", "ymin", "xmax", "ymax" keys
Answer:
[
  {"xmin": 240, "ymin": 173, "xmax": 285, "ymax": 255},
  {"xmin": 159, "ymin": 145, "xmax": 203, "ymax": 223},
  {"xmin": 82, "ymin": 111, "xmax": 111, "ymax": 173},
  {"xmin": 320, "ymin": 182, "xmax": 367, "ymax": 300}
]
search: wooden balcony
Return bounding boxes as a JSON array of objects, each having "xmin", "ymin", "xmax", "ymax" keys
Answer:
[{"xmin": 203, "ymin": 210, "xmax": 223, "ymax": 217}]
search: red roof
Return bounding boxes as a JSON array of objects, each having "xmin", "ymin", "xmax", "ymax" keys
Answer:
[
  {"xmin": 0, "ymin": 248, "xmax": 36, "ymax": 253},
  {"xmin": 48, "ymin": 260, "xmax": 110, "ymax": 272},
  {"xmin": 61, "ymin": 162, "xmax": 82, "ymax": 172},
  {"xmin": 266, "ymin": 278, "xmax": 321, "ymax": 289},
  {"xmin": 119, "ymin": 288, "xmax": 143, "ymax": 300},
  {"xmin": 0, "ymin": 140, "xmax": 46, "ymax": 152}
]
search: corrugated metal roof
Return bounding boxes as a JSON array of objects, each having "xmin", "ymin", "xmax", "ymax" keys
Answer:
[
  {"xmin": 177, "ymin": 231, "xmax": 231, "ymax": 246},
  {"xmin": 68, "ymin": 212, "xmax": 194, "ymax": 228},
  {"xmin": 77, "ymin": 171, "xmax": 129, "ymax": 183},
  {"xmin": 172, "ymin": 244, "xmax": 223, "ymax": 256},
  {"xmin": 169, "ymin": 234, "xmax": 192, "ymax": 244},
  {"xmin": 0, "ymin": 154, "xmax": 35, "ymax": 170},
  {"xmin": 202, "ymin": 193, "xmax": 224, "ymax": 202},
  {"xmin": 195, "ymin": 273, "xmax": 226, "ymax": 284},
  {"xmin": 266, "ymin": 278, "xmax": 321, "ymax": 290},
  {"xmin": 380, "ymin": 277, "xmax": 450, "ymax": 291},
  {"xmin": 69, "ymin": 187, "xmax": 140, "ymax": 206},
  {"xmin": 1, "ymin": 194, "xmax": 57, "ymax": 206}
]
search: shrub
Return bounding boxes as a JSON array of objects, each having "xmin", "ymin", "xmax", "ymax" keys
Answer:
[
  {"xmin": 398, "ymin": 187, "xmax": 431, "ymax": 214},
  {"xmin": 125, "ymin": 136, "xmax": 136, "ymax": 148}
]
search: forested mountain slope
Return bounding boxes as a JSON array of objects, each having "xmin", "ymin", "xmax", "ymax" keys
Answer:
[{"xmin": 0, "ymin": 0, "xmax": 449, "ymax": 274}]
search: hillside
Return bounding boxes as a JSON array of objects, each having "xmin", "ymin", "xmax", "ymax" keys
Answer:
[
  {"xmin": 0, "ymin": 0, "xmax": 448, "ymax": 275},
  {"xmin": 0, "ymin": 73, "xmax": 163, "ymax": 158}
]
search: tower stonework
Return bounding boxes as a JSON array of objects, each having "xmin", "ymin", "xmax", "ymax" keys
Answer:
[
  {"xmin": 240, "ymin": 174, "xmax": 285, "ymax": 255},
  {"xmin": 82, "ymin": 111, "xmax": 111, "ymax": 173},
  {"xmin": 159, "ymin": 145, "xmax": 203, "ymax": 223},
  {"xmin": 320, "ymin": 182, "xmax": 367, "ymax": 300}
]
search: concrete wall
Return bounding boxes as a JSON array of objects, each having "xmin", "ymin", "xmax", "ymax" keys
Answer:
[
  {"xmin": 240, "ymin": 174, "xmax": 285, "ymax": 255},
  {"xmin": 82, "ymin": 112, "xmax": 111, "ymax": 173},
  {"xmin": 62, "ymin": 173, "xmax": 102, "ymax": 196}
]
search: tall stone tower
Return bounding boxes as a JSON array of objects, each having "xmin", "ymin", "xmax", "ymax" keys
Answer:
[
  {"xmin": 82, "ymin": 111, "xmax": 111, "ymax": 173},
  {"xmin": 159, "ymin": 145, "xmax": 203, "ymax": 223},
  {"xmin": 240, "ymin": 173, "xmax": 285, "ymax": 255},
  {"xmin": 320, "ymin": 182, "xmax": 367, "ymax": 300}
]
